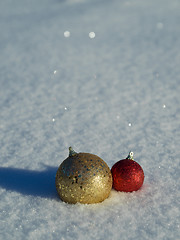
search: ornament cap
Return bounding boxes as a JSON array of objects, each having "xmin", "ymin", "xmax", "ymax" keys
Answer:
[
  {"xmin": 126, "ymin": 151, "xmax": 134, "ymax": 160},
  {"xmin": 69, "ymin": 147, "xmax": 77, "ymax": 157}
]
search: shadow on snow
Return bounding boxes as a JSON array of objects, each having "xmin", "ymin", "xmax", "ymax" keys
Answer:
[{"xmin": 0, "ymin": 166, "xmax": 59, "ymax": 199}]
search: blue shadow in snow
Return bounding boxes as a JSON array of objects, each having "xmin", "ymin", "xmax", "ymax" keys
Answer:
[{"xmin": 0, "ymin": 166, "xmax": 58, "ymax": 199}]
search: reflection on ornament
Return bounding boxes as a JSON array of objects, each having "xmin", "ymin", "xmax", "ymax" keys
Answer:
[
  {"xmin": 111, "ymin": 151, "xmax": 144, "ymax": 192},
  {"xmin": 55, "ymin": 147, "xmax": 112, "ymax": 204}
]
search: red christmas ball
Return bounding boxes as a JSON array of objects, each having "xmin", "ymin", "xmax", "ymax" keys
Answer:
[{"xmin": 111, "ymin": 152, "xmax": 144, "ymax": 192}]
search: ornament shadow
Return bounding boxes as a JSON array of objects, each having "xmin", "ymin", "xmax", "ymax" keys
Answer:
[{"xmin": 0, "ymin": 166, "xmax": 58, "ymax": 199}]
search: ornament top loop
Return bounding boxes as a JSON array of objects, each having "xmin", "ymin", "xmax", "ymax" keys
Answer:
[
  {"xmin": 126, "ymin": 151, "xmax": 134, "ymax": 160},
  {"xmin": 69, "ymin": 146, "xmax": 77, "ymax": 157}
]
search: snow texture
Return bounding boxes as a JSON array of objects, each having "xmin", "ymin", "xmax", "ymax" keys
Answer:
[{"xmin": 0, "ymin": 0, "xmax": 180, "ymax": 239}]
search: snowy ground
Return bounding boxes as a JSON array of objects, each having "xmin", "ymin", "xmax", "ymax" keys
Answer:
[{"xmin": 0, "ymin": 0, "xmax": 180, "ymax": 239}]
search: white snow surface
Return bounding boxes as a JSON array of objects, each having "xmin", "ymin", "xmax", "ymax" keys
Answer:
[{"xmin": 0, "ymin": 0, "xmax": 180, "ymax": 239}]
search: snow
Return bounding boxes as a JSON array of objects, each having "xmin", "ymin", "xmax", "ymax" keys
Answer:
[{"xmin": 0, "ymin": 0, "xmax": 180, "ymax": 239}]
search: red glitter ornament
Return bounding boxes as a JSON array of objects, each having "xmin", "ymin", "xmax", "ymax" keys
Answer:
[{"xmin": 111, "ymin": 152, "xmax": 144, "ymax": 192}]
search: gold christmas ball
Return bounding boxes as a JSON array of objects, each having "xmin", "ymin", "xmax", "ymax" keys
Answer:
[{"xmin": 55, "ymin": 147, "xmax": 112, "ymax": 204}]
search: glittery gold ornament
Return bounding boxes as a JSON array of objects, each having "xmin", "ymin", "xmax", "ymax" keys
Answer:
[{"xmin": 55, "ymin": 147, "xmax": 112, "ymax": 204}]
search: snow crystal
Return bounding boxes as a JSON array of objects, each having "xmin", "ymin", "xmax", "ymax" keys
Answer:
[
  {"xmin": 89, "ymin": 32, "xmax": 96, "ymax": 39},
  {"xmin": 64, "ymin": 31, "xmax": 71, "ymax": 38}
]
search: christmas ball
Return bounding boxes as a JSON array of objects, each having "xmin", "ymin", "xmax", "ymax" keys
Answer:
[
  {"xmin": 111, "ymin": 152, "xmax": 144, "ymax": 192},
  {"xmin": 55, "ymin": 147, "xmax": 112, "ymax": 204}
]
